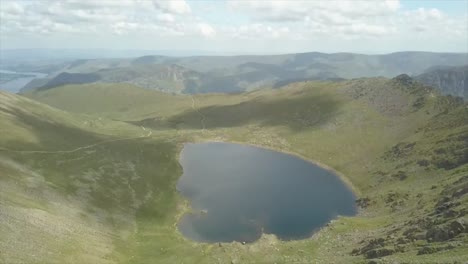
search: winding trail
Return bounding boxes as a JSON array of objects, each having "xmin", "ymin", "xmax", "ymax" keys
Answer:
[
  {"xmin": 190, "ymin": 95, "xmax": 206, "ymax": 131},
  {"xmin": 0, "ymin": 126, "xmax": 152, "ymax": 155}
]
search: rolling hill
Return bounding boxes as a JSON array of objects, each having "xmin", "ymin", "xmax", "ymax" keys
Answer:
[
  {"xmin": 20, "ymin": 51, "xmax": 468, "ymax": 95},
  {"xmin": 1, "ymin": 75, "xmax": 465, "ymax": 263}
]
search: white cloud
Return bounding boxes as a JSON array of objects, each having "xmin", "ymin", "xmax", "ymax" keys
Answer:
[
  {"xmin": 157, "ymin": 13, "xmax": 175, "ymax": 23},
  {"xmin": 0, "ymin": 0, "xmax": 466, "ymax": 53},
  {"xmin": 413, "ymin": 8, "xmax": 444, "ymax": 20},
  {"xmin": 1, "ymin": 2, "xmax": 24, "ymax": 15},
  {"xmin": 228, "ymin": 0, "xmax": 402, "ymax": 22},
  {"xmin": 0, "ymin": 0, "xmax": 212, "ymax": 38},
  {"xmin": 198, "ymin": 23, "xmax": 216, "ymax": 37},
  {"xmin": 385, "ymin": 0, "xmax": 401, "ymax": 11},
  {"xmin": 153, "ymin": 0, "xmax": 191, "ymax": 15},
  {"xmin": 224, "ymin": 0, "xmax": 405, "ymax": 39},
  {"xmin": 223, "ymin": 24, "xmax": 291, "ymax": 40},
  {"xmin": 339, "ymin": 24, "xmax": 391, "ymax": 36}
]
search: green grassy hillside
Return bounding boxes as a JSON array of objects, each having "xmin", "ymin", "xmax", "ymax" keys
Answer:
[{"xmin": 2, "ymin": 76, "xmax": 467, "ymax": 263}]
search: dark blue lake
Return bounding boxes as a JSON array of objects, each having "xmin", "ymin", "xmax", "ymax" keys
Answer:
[{"xmin": 177, "ymin": 142, "xmax": 357, "ymax": 243}]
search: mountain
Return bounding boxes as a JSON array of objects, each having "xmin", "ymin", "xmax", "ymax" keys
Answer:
[
  {"xmin": 415, "ymin": 65, "xmax": 468, "ymax": 100},
  {"xmin": 20, "ymin": 51, "xmax": 468, "ymax": 94},
  {"xmin": 8, "ymin": 76, "xmax": 466, "ymax": 262},
  {"xmin": 27, "ymin": 64, "xmax": 204, "ymax": 93},
  {"xmin": 36, "ymin": 72, "xmax": 101, "ymax": 90},
  {"xmin": 0, "ymin": 48, "xmax": 238, "ymax": 66}
]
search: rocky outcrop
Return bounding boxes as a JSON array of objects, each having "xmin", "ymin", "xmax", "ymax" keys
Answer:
[
  {"xmin": 393, "ymin": 74, "xmax": 416, "ymax": 86},
  {"xmin": 426, "ymin": 218, "xmax": 467, "ymax": 242}
]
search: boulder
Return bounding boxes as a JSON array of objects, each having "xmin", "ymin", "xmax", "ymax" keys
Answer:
[
  {"xmin": 426, "ymin": 219, "xmax": 466, "ymax": 242},
  {"xmin": 365, "ymin": 247, "xmax": 395, "ymax": 259},
  {"xmin": 426, "ymin": 226, "xmax": 450, "ymax": 242},
  {"xmin": 417, "ymin": 246, "xmax": 438, "ymax": 255},
  {"xmin": 449, "ymin": 218, "xmax": 466, "ymax": 234}
]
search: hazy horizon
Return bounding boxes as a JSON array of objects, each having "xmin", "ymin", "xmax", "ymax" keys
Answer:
[{"xmin": 1, "ymin": 48, "xmax": 467, "ymax": 62}]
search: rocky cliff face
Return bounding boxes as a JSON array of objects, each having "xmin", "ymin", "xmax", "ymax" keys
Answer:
[{"xmin": 415, "ymin": 65, "xmax": 468, "ymax": 100}]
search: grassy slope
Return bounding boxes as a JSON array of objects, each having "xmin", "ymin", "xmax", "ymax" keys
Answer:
[{"xmin": 2, "ymin": 77, "xmax": 467, "ymax": 263}]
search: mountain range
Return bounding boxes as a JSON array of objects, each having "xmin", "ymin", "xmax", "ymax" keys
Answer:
[{"xmin": 16, "ymin": 51, "xmax": 468, "ymax": 97}]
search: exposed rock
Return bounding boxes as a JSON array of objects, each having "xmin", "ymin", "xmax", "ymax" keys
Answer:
[
  {"xmin": 443, "ymin": 209, "xmax": 460, "ymax": 218},
  {"xmin": 452, "ymin": 185, "xmax": 468, "ymax": 199},
  {"xmin": 418, "ymin": 243, "xmax": 457, "ymax": 255},
  {"xmin": 426, "ymin": 226, "xmax": 450, "ymax": 242},
  {"xmin": 396, "ymin": 237, "xmax": 410, "ymax": 245},
  {"xmin": 392, "ymin": 171, "xmax": 408, "ymax": 181},
  {"xmin": 412, "ymin": 96, "xmax": 426, "ymax": 109},
  {"xmin": 418, "ymin": 246, "xmax": 438, "ymax": 255},
  {"xmin": 384, "ymin": 143, "xmax": 415, "ymax": 160},
  {"xmin": 435, "ymin": 200, "xmax": 461, "ymax": 215},
  {"xmin": 365, "ymin": 247, "xmax": 395, "ymax": 259},
  {"xmin": 393, "ymin": 74, "xmax": 415, "ymax": 87},
  {"xmin": 356, "ymin": 197, "xmax": 372, "ymax": 209},
  {"xmin": 403, "ymin": 227, "xmax": 423, "ymax": 240},
  {"xmin": 449, "ymin": 218, "xmax": 466, "ymax": 234},
  {"xmin": 352, "ymin": 238, "xmax": 388, "ymax": 257},
  {"xmin": 426, "ymin": 218, "xmax": 467, "ymax": 242}
]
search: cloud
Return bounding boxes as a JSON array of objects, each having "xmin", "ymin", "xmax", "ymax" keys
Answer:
[
  {"xmin": 157, "ymin": 13, "xmax": 175, "ymax": 23},
  {"xmin": 223, "ymin": 24, "xmax": 290, "ymax": 40},
  {"xmin": 198, "ymin": 23, "xmax": 216, "ymax": 37},
  {"xmin": 228, "ymin": 0, "xmax": 401, "ymax": 22},
  {"xmin": 413, "ymin": 8, "xmax": 444, "ymax": 21},
  {"xmin": 224, "ymin": 0, "xmax": 467, "ymax": 40},
  {"xmin": 1, "ymin": 2, "xmax": 24, "ymax": 15},
  {"xmin": 153, "ymin": 0, "xmax": 191, "ymax": 15},
  {"xmin": 0, "ymin": 0, "xmax": 466, "ymax": 53},
  {"xmin": 223, "ymin": 0, "xmax": 405, "ymax": 39},
  {"xmin": 0, "ymin": 0, "xmax": 214, "ymax": 38}
]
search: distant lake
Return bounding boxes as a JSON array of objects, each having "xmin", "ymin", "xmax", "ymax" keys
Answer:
[
  {"xmin": 177, "ymin": 142, "xmax": 357, "ymax": 243},
  {"xmin": 0, "ymin": 70, "xmax": 47, "ymax": 93}
]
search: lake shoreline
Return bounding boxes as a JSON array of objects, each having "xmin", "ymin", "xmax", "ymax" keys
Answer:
[
  {"xmin": 0, "ymin": 69, "xmax": 47, "ymax": 93},
  {"xmin": 174, "ymin": 139, "xmax": 359, "ymax": 244}
]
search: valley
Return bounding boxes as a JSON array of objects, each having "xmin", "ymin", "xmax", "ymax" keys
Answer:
[
  {"xmin": 1, "ymin": 0, "xmax": 467, "ymax": 262},
  {"xmin": 1, "ymin": 74, "xmax": 467, "ymax": 263}
]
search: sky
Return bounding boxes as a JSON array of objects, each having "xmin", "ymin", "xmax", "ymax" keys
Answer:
[{"xmin": 0, "ymin": 0, "xmax": 467, "ymax": 54}]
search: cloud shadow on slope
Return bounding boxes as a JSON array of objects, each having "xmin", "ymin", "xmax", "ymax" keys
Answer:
[{"xmin": 133, "ymin": 92, "xmax": 343, "ymax": 131}]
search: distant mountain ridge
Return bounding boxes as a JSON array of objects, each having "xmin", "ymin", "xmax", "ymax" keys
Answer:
[
  {"xmin": 20, "ymin": 51, "xmax": 468, "ymax": 94},
  {"xmin": 415, "ymin": 65, "xmax": 468, "ymax": 100}
]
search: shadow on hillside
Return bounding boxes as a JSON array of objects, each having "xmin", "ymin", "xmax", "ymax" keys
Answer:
[
  {"xmin": 133, "ymin": 93, "xmax": 343, "ymax": 131},
  {"xmin": 0, "ymin": 106, "xmax": 106, "ymax": 151}
]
